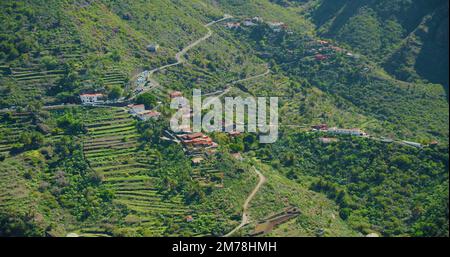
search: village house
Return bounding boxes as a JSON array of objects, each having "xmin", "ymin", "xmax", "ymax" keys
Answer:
[
  {"xmin": 315, "ymin": 54, "xmax": 328, "ymax": 61},
  {"xmin": 267, "ymin": 21, "xmax": 285, "ymax": 32},
  {"xmin": 319, "ymin": 137, "xmax": 339, "ymax": 144},
  {"xmin": 169, "ymin": 91, "xmax": 183, "ymax": 99},
  {"xmin": 191, "ymin": 157, "xmax": 204, "ymax": 165},
  {"xmin": 180, "ymin": 132, "xmax": 205, "ymax": 141},
  {"xmin": 225, "ymin": 22, "xmax": 241, "ymax": 29},
  {"xmin": 127, "ymin": 104, "xmax": 146, "ymax": 115},
  {"xmin": 137, "ymin": 110, "xmax": 161, "ymax": 121},
  {"xmin": 243, "ymin": 19, "xmax": 257, "ymax": 27},
  {"xmin": 80, "ymin": 93, "xmax": 104, "ymax": 105},
  {"xmin": 185, "ymin": 215, "xmax": 194, "ymax": 222},
  {"xmin": 317, "ymin": 40, "xmax": 330, "ymax": 46},
  {"xmin": 178, "ymin": 132, "xmax": 218, "ymax": 148},
  {"xmin": 228, "ymin": 131, "xmax": 242, "ymax": 137},
  {"xmin": 231, "ymin": 152, "xmax": 244, "ymax": 161},
  {"xmin": 402, "ymin": 140, "xmax": 423, "ymax": 148},
  {"xmin": 252, "ymin": 16, "xmax": 263, "ymax": 23},
  {"xmin": 147, "ymin": 44, "xmax": 159, "ymax": 52},
  {"xmin": 328, "ymin": 128, "xmax": 367, "ymax": 137}
]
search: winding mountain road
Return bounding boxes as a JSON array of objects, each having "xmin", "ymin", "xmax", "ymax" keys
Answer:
[
  {"xmin": 224, "ymin": 166, "xmax": 266, "ymax": 237},
  {"xmin": 142, "ymin": 15, "xmax": 233, "ymax": 86}
]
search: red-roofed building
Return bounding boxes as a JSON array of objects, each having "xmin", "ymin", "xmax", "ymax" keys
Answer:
[
  {"xmin": 180, "ymin": 132, "xmax": 205, "ymax": 140},
  {"xmin": 170, "ymin": 91, "xmax": 183, "ymax": 98},
  {"xmin": 185, "ymin": 215, "xmax": 194, "ymax": 222},
  {"xmin": 228, "ymin": 131, "xmax": 242, "ymax": 137},
  {"xmin": 225, "ymin": 22, "xmax": 241, "ymax": 29},
  {"xmin": 137, "ymin": 110, "xmax": 161, "ymax": 121},
  {"xmin": 315, "ymin": 54, "xmax": 328, "ymax": 61},
  {"xmin": 179, "ymin": 132, "xmax": 218, "ymax": 148},
  {"xmin": 317, "ymin": 40, "xmax": 329, "ymax": 45}
]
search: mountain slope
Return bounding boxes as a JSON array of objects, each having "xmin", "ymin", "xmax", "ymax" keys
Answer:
[{"xmin": 309, "ymin": 0, "xmax": 449, "ymax": 88}]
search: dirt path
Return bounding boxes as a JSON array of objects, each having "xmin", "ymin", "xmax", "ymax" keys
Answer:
[
  {"xmin": 224, "ymin": 166, "xmax": 266, "ymax": 237},
  {"xmin": 129, "ymin": 15, "xmax": 232, "ymax": 98},
  {"xmin": 230, "ymin": 68, "xmax": 271, "ymax": 85}
]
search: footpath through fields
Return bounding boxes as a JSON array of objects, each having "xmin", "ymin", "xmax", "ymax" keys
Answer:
[{"xmin": 224, "ymin": 166, "xmax": 266, "ymax": 237}]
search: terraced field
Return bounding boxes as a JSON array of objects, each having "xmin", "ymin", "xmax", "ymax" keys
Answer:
[
  {"xmin": 192, "ymin": 160, "xmax": 224, "ymax": 188},
  {"xmin": 101, "ymin": 68, "xmax": 129, "ymax": 89},
  {"xmin": 0, "ymin": 161, "xmax": 31, "ymax": 211},
  {"xmin": 0, "ymin": 65, "xmax": 66, "ymax": 105},
  {"xmin": 0, "ymin": 112, "xmax": 35, "ymax": 157},
  {"xmin": 81, "ymin": 107, "xmax": 190, "ymax": 236}
]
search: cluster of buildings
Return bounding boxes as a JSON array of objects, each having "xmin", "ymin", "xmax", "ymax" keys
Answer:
[
  {"xmin": 328, "ymin": 127, "xmax": 368, "ymax": 137},
  {"xmin": 311, "ymin": 124, "xmax": 368, "ymax": 137},
  {"xmin": 134, "ymin": 70, "xmax": 149, "ymax": 94},
  {"xmin": 267, "ymin": 21, "xmax": 289, "ymax": 33},
  {"xmin": 309, "ymin": 39, "xmax": 357, "ymax": 62},
  {"xmin": 225, "ymin": 16, "xmax": 292, "ymax": 33},
  {"xmin": 225, "ymin": 16, "xmax": 263, "ymax": 29},
  {"xmin": 127, "ymin": 104, "xmax": 161, "ymax": 121},
  {"xmin": 177, "ymin": 132, "xmax": 218, "ymax": 149},
  {"xmin": 225, "ymin": 22, "xmax": 241, "ymax": 29}
]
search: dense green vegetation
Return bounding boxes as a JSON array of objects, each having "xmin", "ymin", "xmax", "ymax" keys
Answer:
[
  {"xmin": 0, "ymin": 123, "xmax": 120, "ymax": 236},
  {"xmin": 1, "ymin": 0, "xmax": 448, "ymax": 237},
  {"xmin": 232, "ymin": 20, "xmax": 448, "ymax": 142},
  {"xmin": 255, "ymin": 132, "xmax": 448, "ymax": 236},
  {"xmin": 308, "ymin": 0, "xmax": 449, "ymax": 89}
]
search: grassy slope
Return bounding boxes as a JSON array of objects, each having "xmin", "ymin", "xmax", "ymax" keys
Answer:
[
  {"xmin": 246, "ymin": 160, "xmax": 357, "ymax": 237},
  {"xmin": 0, "ymin": 155, "xmax": 70, "ymax": 236},
  {"xmin": 1, "ymin": 0, "xmax": 448, "ymax": 237}
]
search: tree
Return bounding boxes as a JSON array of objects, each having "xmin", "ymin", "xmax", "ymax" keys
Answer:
[
  {"xmin": 57, "ymin": 112, "xmax": 85, "ymax": 135},
  {"xmin": 107, "ymin": 85, "xmax": 123, "ymax": 100},
  {"xmin": 136, "ymin": 92, "xmax": 157, "ymax": 109},
  {"xmin": 19, "ymin": 131, "xmax": 44, "ymax": 150},
  {"xmin": 110, "ymin": 49, "xmax": 121, "ymax": 62},
  {"xmin": 229, "ymin": 142, "xmax": 244, "ymax": 153},
  {"xmin": 41, "ymin": 56, "xmax": 58, "ymax": 70}
]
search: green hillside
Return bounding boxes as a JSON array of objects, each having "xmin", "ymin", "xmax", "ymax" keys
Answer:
[
  {"xmin": 1, "ymin": 0, "xmax": 448, "ymax": 237},
  {"xmin": 307, "ymin": 0, "xmax": 449, "ymax": 89}
]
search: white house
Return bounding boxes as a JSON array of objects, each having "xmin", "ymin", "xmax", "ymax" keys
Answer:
[
  {"xmin": 80, "ymin": 93, "xmax": 104, "ymax": 105},
  {"xmin": 402, "ymin": 141, "xmax": 423, "ymax": 148},
  {"xmin": 267, "ymin": 21, "xmax": 285, "ymax": 32},
  {"xmin": 328, "ymin": 127, "xmax": 367, "ymax": 137},
  {"xmin": 252, "ymin": 17, "xmax": 264, "ymax": 23},
  {"xmin": 243, "ymin": 20, "xmax": 257, "ymax": 27}
]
